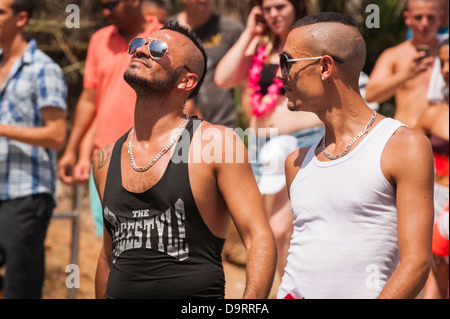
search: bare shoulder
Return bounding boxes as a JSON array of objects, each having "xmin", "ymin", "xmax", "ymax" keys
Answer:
[
  {"xmin": 416, "ymin": 104, "xmax": 443, "ymax": 131},
  {"xmin": 387, "ymin": 126, "xmax": 432, "ymax": 153},
  {"xmin": 285, "ymin": 147, "xmax": 311, "ymax": 169},
  {"xmin": 192, "ymin": 121, "xmax": 247, "ymax": 165},
  {"xmin": 382, "ymin": 126, "xmax": 433, "ymax": 182},
  {"xmin": 196, "ymin": 121, "xmax": 236, "ymax": 138},
  {"xmin": 384, "ymin": 41, "xmax": 411, "ymax": 57},
  {"xmin": 374, "ymin": 42, "xmax": 409, "ymax": 67},
  {"xmin": 285, "ymin": 147, "xmax": 311, "ymax": 191}
]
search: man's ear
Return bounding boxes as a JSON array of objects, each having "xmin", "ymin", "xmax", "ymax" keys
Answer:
[
  {"xmin": 184, "ymin": 73, "xmax": 199, "ymax": 93},
  {"xmin": 15, "ymin": 11, "xmax": 29, "ymax": 28},
  {"xmin": 320, "ymin": 55, "xmax": 335, "ymax": 81},
  {"xmin": 403, "ymin": 11, "xmax": 411, "ymax": 27}
]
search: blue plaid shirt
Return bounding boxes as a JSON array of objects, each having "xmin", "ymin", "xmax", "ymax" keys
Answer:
[{"xmin": 0, "ymin": 39, "xmax": 67, "ymax": 200}]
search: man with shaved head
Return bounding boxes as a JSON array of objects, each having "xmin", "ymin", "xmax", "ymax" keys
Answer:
[
  {"xmin": 365, "ymin": 0, "xmax": 444, "ymax": 128},
  {"xmin": 277, "ymin": 12, "xmax": 434, "ymax": 299},
  {"xmin": 93, "ymin": 21, "xmax": 276, "ymax": 299}
]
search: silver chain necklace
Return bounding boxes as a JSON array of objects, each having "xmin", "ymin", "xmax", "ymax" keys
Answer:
[
  {"xmin": 128, "ymin": 115, "xmax": 190, "ymax": 172},
  {"xmin": 322, "ymin": 110, "xmax": 377, "ymax": 160}
]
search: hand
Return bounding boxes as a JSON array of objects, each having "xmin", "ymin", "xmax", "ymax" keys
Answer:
[
  {"xmin": 58, "ymin": 151, "xmax": 77, "ymax": 184},
  {"xmin": 73, "ymin": 158, "xmax": 92, "ymax": 185},
  {"xmin": 246, "ymin": 6, "xmax": 267, "ymax": 36},
  {"xmin": 405, "ymin": 51, "xmax": 434, "ymax": 80}
]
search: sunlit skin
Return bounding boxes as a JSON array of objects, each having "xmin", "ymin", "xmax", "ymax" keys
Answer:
[
  {"xmin": 93, "ymin": 27, "xmax": 277, "ymax": 299},
  {"xmin": 405, "ymin": 0, "xmax": 443, "ymax": 43},
  {"xmin": 438, "ymin": 44, "xmax": 449, "ymax": 87},
  {"xmin": 365, "ymin": 0, "xmax": 442, "ymax": 128},
  {"xmin": 415, "ymin": 42, "xmax": 449, "ymax": 188}
]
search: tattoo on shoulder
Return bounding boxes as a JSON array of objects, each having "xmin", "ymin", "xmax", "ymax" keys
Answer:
[{"xmin": 95, "ymin": 144, "xmax": 112, "ymax": 169}]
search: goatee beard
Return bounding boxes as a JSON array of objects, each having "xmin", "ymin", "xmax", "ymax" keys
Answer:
[{"xmin": 123, "ymin": 68, "xmax": 177, "ymax": 98}]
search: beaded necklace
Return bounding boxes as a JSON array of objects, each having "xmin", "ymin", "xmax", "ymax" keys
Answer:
[{"xmin": 248, "ymin": 45, "xmax": 284, "ymax": 117}]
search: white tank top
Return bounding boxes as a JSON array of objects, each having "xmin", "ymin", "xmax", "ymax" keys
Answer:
[{"xmin": 278, "ymin": 118, "xmax": 406, "ymax": 299}]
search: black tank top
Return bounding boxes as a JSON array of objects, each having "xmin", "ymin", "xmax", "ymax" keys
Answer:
[
  {"xmin": 102, "ymin": 118, "xmax": 226, "ymax": 299},
  {"xmin": 259, "ymin": 63, "xmax": 286, "ymax": 96}
]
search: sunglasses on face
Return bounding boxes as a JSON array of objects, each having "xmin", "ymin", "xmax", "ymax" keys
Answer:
[
  {"xmin": 128, "ymin": 38, "xmax": 169, "ymax": 59},
  {"xmin": 128, "ymin": 38, "xmax": 192, "ymax": 72},
  {"xmin": 101, "ymin": 0, "xmax": 122, "ymax": 11},
  {"xmin": 279, "ymin": 53, "xmax": 344, "ymax": 77}
]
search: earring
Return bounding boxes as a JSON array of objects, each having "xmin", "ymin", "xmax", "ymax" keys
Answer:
[
  {"xmin": 321, "ymin": 76, "xmax": 325, "ymax": 81},
  {"xmin": 178, "ymin": 85, "xmax": 183, "ymax": 89}
]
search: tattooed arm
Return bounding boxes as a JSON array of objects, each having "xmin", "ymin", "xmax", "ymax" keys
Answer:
[
  {"xmin": 92, "ymin": 143, "xmax": 114, "ymax": 203},
  {"xmin": 92, "ymin": 143, "xmax": 114, "ymax": 299}
]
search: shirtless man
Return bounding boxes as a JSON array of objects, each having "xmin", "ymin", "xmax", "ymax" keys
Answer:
[
  {"xmin": 365, "ymin": 0, "xmax": 443, "ymax": 128},
  {"xmin": 93, "ymin": 21, "xmax": 276, "ymax": 299}
]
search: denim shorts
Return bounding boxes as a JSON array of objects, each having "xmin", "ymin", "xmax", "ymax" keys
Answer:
[{"xmin": 249, "ymin": 125, "xmax": 325, "ymax": 183}]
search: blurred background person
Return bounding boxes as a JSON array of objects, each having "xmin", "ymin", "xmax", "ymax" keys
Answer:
[
  {"xmin": 58, "ymin": 0, "xmax": 161, "ymax": 237},
  {"xmin": 215, "ymin": 0, "xmax": 324, "ymax": 280},
  {"xmin": 142, "ymin": 0, "xmax": 169, "ymax": 24},
  {"xmin": 170, "ymin": 0, "xmax": 244, "ymax": 128},
  {"xmin": 406, "ymin": 0, "xmax": 449, "ymax": 39},
  {"xmin": 365, "ymin": 0, "xmax": 442, "ymax": 129},
  {"xmin": 415, "ymin": 38, "xmax": 449, "ymax": 299},
  {"xmin": 0, "ymin": 0, "xmax": 67, "ymax": 298}
]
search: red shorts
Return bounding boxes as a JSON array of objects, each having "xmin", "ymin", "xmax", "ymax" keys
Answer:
[{"xmin": 432, "ymin": 203, "xmax": 449, "ymax": 257}]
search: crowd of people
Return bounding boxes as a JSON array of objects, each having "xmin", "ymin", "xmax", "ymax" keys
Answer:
[{"xmin": 0, "ymin": 0, "xmax": 448, "ymax": 299}]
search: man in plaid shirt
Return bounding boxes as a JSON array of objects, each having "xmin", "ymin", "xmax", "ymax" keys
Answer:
[{"xmin": 0, "ymin": 0, "xmax": 67, "ymax": 298}]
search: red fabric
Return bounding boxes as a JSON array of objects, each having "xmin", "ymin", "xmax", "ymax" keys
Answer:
[
  {"xmin": 434, "ymin": 153, "xmax": 449, "ymax": 177},
  {"xmin": 432, "ymin": 203, "xmax": 449, "ymax": 257}
]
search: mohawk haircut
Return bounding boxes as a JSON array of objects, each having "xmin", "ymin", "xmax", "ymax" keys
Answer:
[
  {"xmin": 161, "ymin": 21, "xmax": 208, "ymax": 100},
  {"xmin": 293, "ymin": 12, "xmax": 358, "ymax": 30}
]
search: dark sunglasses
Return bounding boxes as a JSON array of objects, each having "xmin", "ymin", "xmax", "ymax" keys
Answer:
[
  {"xmin": 101, "ymin": 0, "xmax": 122, "ymax": 11},
  {"xmin": 279, "ymin": 53, "xmax": 344, "ymax": 77},
  {"xmin": 128, "ymin": 38, "xmax": 192, "ymax": 72}
]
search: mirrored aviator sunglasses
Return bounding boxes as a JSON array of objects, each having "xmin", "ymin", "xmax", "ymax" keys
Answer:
[{"xmin": 128, "ymin": 38, "xmax": 169, "ymax": 60}]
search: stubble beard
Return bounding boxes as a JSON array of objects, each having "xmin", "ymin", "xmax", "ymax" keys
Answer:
[{"xmin": 123, "ymin": 66, "xmax": 178, "ymax": 98}]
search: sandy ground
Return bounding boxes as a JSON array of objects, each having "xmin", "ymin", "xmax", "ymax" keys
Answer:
[{"xmin": 42, "ymin": 183, "xmax": 280, "ymax": 299}]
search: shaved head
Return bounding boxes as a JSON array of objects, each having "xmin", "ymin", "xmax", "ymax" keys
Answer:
[
  {"xmin": 292, "ymin": 12, "xmax": 366, "ymax": 86},
  {"xmin": 161, "ymin": 21, "xmax": 207, "ymax": 99},
  {"xmin": 407, "ymin": 0, "xmax": 440, "ymax": 10}
]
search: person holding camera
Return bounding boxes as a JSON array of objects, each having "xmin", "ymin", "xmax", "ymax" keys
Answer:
[{"xmin": 365, "ymin": 0, "xmax": 444, "ymax": 128}]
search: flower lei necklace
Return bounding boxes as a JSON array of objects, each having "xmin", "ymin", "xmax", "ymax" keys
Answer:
[{"xmin": 248, "ymin": 45, "xmax": 284, "ymax": 117}]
